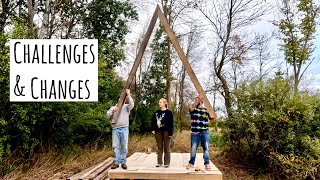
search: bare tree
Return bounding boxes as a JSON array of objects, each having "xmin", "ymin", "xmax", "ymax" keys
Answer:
[
  {"xmin": 193, "ymin": 0, "xmax": 271, "ymax": 116},
  {"xmin": 34, "ymin": 0, "xmax": 87, "ymax": 39},
  {"xmin": 177, "ymin": 24, "xmax": 204, "ymax": 132},
  {"xmin": 38, "ymin": 0, "xmax": 50, "ymax": 38},
  {"xmin": 251, "ymin": 33, "xmax": 281, "ymax": 81},
  {"xmin": 159, "ymin": 0, "xmax": 193, "ymax": 108},
  {"xmin": 27, "ymin": 0, "xmax": 34, "ymax": 29}
]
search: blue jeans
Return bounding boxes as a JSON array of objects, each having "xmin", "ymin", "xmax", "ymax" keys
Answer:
[
  {"xmin": 189, "ymin": 131, "xmax": 210, "ymax": 165},
  {"xmin": 112, "ymin": 127, "xmax": 129, "ymax": 164}
]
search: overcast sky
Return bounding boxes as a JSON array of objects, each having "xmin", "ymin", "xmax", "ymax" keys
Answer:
[
  {"xmin": 120, "ymin": 0, "xmax": 320, "ymax": 85},
  {"xmin": 117, "ymin": 0, "xmax": 320, "ymax": 113}
]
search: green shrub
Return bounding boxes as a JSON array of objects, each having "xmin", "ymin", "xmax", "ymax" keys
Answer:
[
  {"xmin": 0, "ymin": 20, "xmax": 123, "ymax": 175},
  {"xmin": 225, "ymin": 76, "xmax": 320, "ymax": 179},
  {"xmin": 269, "ymin": 152, "xmax": 320, "ymax": 180},
  {"xmin": 210, "ymin": 131, "xmax": 226, "ymax": 148}
]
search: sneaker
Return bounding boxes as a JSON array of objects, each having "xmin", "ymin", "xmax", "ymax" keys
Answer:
[
  {"xmin": 205, "ymin": 164, "xmax": 211, "ymax": 170},
  {"xmin": 164, "ymin": 164, "xmax": 170, "ymax": 168},
  {"xmin": 186, "ymin": 164, "xmax": 194, "ymax": 170},
  {"xmin": 156, "ymin": 164, "xmax": 162, "ymax": 167},
  {"xmin": 111, "ymin": 163, "xmax": 119, "ymax": 169},
  {"xmin": 121, "ymin": 164, "xmax": 127, "ymax": 170}
]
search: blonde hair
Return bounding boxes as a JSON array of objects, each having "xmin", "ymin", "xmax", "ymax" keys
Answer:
[{"xmin": 160, "ymin": 98, "xmax": 168, "ymax": 108}]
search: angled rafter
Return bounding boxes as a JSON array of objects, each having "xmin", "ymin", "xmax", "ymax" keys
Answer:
[
  {"xmin": 111, "ymin": 6, "xmax": 159, "ymax": 123},
  {"xmin": 112, "ymin": 5, "xmax": 216, "ymax": 123}
]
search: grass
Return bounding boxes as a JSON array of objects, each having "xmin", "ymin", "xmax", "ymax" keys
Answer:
[{"xmin": 2, "ymin": 131, "xmax": 272, "ymax": 180}]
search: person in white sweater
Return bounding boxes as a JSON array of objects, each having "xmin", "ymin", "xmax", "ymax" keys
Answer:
[{"xmin": 107, "ymin": 89, "xmax": 134, "ymax": 170}]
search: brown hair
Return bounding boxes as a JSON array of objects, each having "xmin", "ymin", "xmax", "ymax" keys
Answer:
[{"xmin": 160, "ymin": 98, "xmax": 168, "ymax": 108}]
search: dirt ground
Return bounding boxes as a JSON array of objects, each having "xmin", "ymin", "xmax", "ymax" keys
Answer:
[{"xmin": 2, "ymin": 131, "xmax": 272, "ymax": 180}]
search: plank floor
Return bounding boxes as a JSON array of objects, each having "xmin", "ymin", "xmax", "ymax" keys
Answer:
[{"xmin": 108, "ymin": 152, "xmax": 222, "ymax": 180}]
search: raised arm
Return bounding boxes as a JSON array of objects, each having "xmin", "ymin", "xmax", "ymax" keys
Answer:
[
  {"xmin": 126, "ymin": 89, "xmax": 134, "ymax": 111},
  {"xmin": 189, "ymin": 97, "xmax": 200, "ymax": 112},
  {"xmin": 209, "ymin": 111, "xmax": 217, "ymax": 122}
]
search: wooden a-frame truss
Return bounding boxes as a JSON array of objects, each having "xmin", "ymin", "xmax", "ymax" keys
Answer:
[{"xmin": 112, "ymin": 5, "xmax": 217, "ymax": 123}]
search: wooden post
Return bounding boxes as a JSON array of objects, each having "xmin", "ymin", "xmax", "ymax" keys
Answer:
[
  {"xmin": 112, "ymin": 7, "xmax": 159, "ymax": 123},
  {"xmin": 156, "ymin": 6, "xmax": 217, "ymax": 119}
]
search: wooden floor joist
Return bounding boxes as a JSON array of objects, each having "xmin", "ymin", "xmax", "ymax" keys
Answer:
[{"xmin": 67, "ymin": 157, "xmax": 113, "ymax": 180}]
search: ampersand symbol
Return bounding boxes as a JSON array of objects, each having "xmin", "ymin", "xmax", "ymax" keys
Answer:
[{"xmin": 14, "ymin": 75, "xmax": 25, "ymax": 96}]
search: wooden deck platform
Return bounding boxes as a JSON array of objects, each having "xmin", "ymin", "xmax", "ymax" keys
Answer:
[
  {"xmin": 108, "ymin": 152, "xmax": 222, "ymax": 180},
  {"xmin": 67, "ymin": 152, "xmax": 223, "ymax": 180}
]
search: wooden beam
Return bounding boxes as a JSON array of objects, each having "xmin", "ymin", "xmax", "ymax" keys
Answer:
[
  {"xmin": 156, "ymin": 6, "xmax": 217, "ymax": 119},
  {"xmin": 79, "ymin": 157, "xmax": 112, "ymax": 179},
  {"xmin": 111, "ymin": 6, "xmax": 159, "ymax": 123},
  {"xmin": 87, "ymin": 157, "xmax": 113, "ymax": 179},
  {"xmin": 67, "ymin": 165, "xmax": 96, "ymax": 180},
  {"xmin": 93, "ymin": 167, "xmax": 112, "ymax": 180}
]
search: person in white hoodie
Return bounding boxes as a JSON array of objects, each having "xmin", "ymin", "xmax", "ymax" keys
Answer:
[{"xmin": 107, "ymin": 89, "xmax": 134, "ymax": 170}]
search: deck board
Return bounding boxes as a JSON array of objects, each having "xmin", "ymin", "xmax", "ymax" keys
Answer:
[{"xmin": 108, "ymin": 152, "xmax": 222, "ymax": 180}]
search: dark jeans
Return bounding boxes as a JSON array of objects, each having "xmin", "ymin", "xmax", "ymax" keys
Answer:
[{"xmin": 155, "ymin": 130, "xmax": 171, "ymax": 165}]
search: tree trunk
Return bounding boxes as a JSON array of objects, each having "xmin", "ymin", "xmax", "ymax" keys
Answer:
[
  {"xmin": 212, "ymin": 87, "xmax": 218, "ymax": 132},
  {"xmin": 294, "ymin": 68, "xmax": 299, "ymax": 95},
  {"xmin": 39, "ymin": 0, "xmax": 50, "ymax": 38},
  {"xmin": 165, "ymin": 3, "xmax": 172, "ymax": 107},
  {"xmin": 216, "ymin": 72, "xmax": 232, "ymax": 116},
  {"xmin": 65, "ymin": 18, "xmax": 75, "ymax": 39},
  {"xmin": 294, "ymin": 60, "xmax": 302, "ymax": 95},
  {"xmin": 0, "ymin": 0, "xmax": 9, "ymax": 33},
  {"xmin": 215, "ymin": 0, "xmax": 233, "ymax": 116},
  {"xmin": 27, "ymin": 0, "xmax": 34, "ymax": 29},
  {"xmin": 178, "ymin": 67, "xmax": 186, "ymax": 132},
  {"xmin": 18, "ymin": 0, "xmax": 22, "ymax": 17},
  {"xmin": 165, "ymin": 38, "xmax": 171, "ymax": 105},
  {"xmin": 48, "ymin": 11, "xmax": 56, "ymax": 39},
  {"xmin": 173, "ymin": 79, "xmax": 178, "ymax": 111}
]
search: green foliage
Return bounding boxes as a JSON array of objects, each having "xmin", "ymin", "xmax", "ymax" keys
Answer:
[
  {"xmin": 83, "ymin": 0, "xmax": 137, "ymax": 68},
  {"xmin": 130, "ymin": 26, "xmax": 170, "ymax": 133},
  {"xmin": 57, "ymin": 0, "xmax": 87, "ymax": 39},
  {"xmin": 0, "ymin": 1, "xmax": 136, "ymax": 175},
  {"xmin": 0, "ymin": 0, "xmax": 20, "ymax": 33},
  {"xmin": 0, "ymin": 33, "xmax": 11, "ymax": 170},
  {"xmin": 174, "ymin": 108, "xmax": 192, "ymax": 131},
  {"xmin": 83, "ymin": 0, "xmax": 138, "ymax": 46},
  {"xmin": 99, "ymin": 41, "xmax": 125, "ymax": 69},
  {"xmin": 225, "ymin": 76, "xmax": 320, "ymax": 179},
  {"xmin": 0, "ymin": 33, "xmax": 9, "ymax": 118},
  {"xmin": 210, "ymin": 131, "xmax": 226, "ymax": 148},
  {"xmin": 270, "ymin": 152, "xmax": 320, "ymax": 180},
  {"xmin": 274, "ymin": 0, "xmax": 319, "ymax": 89},
  {"xmin": 11, "ymin": 19, "xmax": 34, "ymax": 38},
  {"xmin": 275, "ymin": 0, "xmax": 319, "ymax": 64}
]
